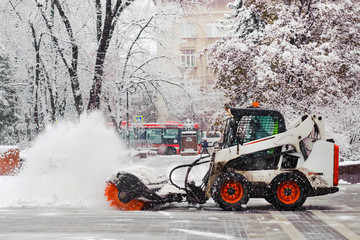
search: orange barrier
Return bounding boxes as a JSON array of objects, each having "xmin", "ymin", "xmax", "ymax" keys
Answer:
[{"xmin": 0, "ymin": 146, "xmax": 21, "ymax": 176}]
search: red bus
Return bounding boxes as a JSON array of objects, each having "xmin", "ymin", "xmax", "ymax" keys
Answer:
[{"xmin": 120, "ymin": 121, "xmax": 201, "ymax": 155}]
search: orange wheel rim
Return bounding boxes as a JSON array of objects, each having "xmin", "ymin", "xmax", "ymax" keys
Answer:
[
  {"xmin": 104, "ymin": 182, "xmax": 145, "ymax": 211},
  {"xmin": 221, "ymin": 180, "xmax": 244, "ymax": 203},
  {"xmin": 277, "ymin": 181, "xmax": 300, "ymax": 204}
]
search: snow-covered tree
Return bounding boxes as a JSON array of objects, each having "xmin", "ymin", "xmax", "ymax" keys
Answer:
[
  {"xmin": 0, "ymin": 0, "xmax": 198, "ymax": 145},
  {"xmin": 0, "ymin": 51, "xmax": 19, "ymax": 144},
  {"xmin": 207, "ymin": 0, "xmax": 360, "ymax": 160},
  {"xmin": 207, "ymin": 0, "xmax": 360, "ymax": 112}
]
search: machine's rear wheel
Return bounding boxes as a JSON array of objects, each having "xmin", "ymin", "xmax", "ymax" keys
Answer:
[
  {"xmin": 269, "ymin": 173, "xmax": 307, "ymax": 211},
  {"xmin": 104, "ymin": 182, "xmax": 146, "ymax": 211},
  {"xmin": 211, "ymin": 172, "xmax": 249, "ymax": 211}
]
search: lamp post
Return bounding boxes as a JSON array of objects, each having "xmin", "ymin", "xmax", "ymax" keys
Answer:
[
  {"xmin": 116, "ymin": 82, "xmax": 135, "ymax": 149},
  {"xmin": 126, "ymin": 87, "xmax": 130, "ymax": 149}
]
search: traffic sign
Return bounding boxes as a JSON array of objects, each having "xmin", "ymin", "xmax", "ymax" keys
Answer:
[{"xmin": 135, "ymin": 116, "xmax": 143, "ymax": 123}]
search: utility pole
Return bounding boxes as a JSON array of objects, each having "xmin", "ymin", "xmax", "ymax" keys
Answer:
[
  {"xmin": 116, "ymin": 82, "xmax": 131, "ymax": 149},
  {"xmin": 126, "ymin": 88, "xmax": 130, "ymax": 149}
]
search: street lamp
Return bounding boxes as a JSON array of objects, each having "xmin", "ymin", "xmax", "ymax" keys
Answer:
[{"xmin": 116, "ymin": 81, "xmax": 136, "ymax": 149}]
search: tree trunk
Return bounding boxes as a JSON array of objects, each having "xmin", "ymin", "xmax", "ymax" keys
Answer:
[
  {"xmin": 87, "ymin": 0, "xmax": 135, "ymax": 111},
  {"xmin": 30, "ymin": 23, "xmax": 40, "ymax": 133},
  {"xmin": 53, "ymin": 0, "xmax": 84, "ymax": 115}
]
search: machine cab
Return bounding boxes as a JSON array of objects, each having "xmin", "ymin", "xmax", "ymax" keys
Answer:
[
  {"xmin": 220, "ymin": 108, "xmax": 287, "ymax": 171},
  {"xmin": 222, "ymin": 108, "xmax": 286, "ymax": 148}
]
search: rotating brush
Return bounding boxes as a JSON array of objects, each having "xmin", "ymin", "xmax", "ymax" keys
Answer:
[{"xmin": 104, "ymin": 182, "xmax": 145, "ymax": 211}]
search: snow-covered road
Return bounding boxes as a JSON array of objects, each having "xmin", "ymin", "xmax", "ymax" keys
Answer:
[{"xmin": 0, "ymin": 183, "xmax": 359, "ymax": 240}]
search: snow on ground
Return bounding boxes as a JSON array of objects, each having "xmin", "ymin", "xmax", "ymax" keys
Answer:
[
  {"xmin": 171, "ymin": 229, "xmax": 235, "ymax": 239},
  {"xmin": 0, "ymin": 112, "xmax": 209, "ymax": 209},
  {"xmin": 339, "ymin": 160, "xmax": 360, "ymax": 166}
]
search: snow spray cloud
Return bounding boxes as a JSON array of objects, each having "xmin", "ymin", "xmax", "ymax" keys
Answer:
[{"xmin": 0, "ymin": 112, "xmax": 129, "ymax": 208}]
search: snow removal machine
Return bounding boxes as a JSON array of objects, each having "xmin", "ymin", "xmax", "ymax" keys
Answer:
[{"xmin": 105, "ymin": 106, "xmax": 339, "ymax": 211}]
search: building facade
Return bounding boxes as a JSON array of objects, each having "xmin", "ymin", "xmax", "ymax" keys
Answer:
[{"xmin": 155, "ymin": 0, "xmax": 231, "ymax": 130}]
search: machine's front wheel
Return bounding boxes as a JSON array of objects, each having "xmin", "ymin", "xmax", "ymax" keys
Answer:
[
  {"xmin": 211, "ymin": 172, "xmax": 249, "ymax": 211},
  {"xmin": 269, "ymin": 173, "xmax": 307, "ymax": 211}
]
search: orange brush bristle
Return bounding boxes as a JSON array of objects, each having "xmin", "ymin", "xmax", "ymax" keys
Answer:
[{"xmin": 104, "ymin": 182, "xmax": 145, "ymax": 211}]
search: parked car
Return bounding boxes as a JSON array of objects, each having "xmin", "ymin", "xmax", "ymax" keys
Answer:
[{"xmin": 202, "ymin": 131, "xmax": 222, "ymax": 147}]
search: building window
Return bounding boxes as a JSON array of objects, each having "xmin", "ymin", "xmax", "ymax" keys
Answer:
[
  {"xmin": 181, "ymin": 49, "xmax": 196, "ymax": 67},
  {"xmin": 206, "ymin": 23, "xmax": 223, "ymax": 38},
  {"xmin": 181, "ymin": 23, "xmax": 196, "ymax": 38}
]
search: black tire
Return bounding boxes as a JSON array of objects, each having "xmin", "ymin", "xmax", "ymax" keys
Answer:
[
  {"xmin": 269, "ymin": 173, "xmax": 307, "ymax": 211},
  {"xmin": 165, "ymin": 147, "xmax": 177, "ymax": 155},
  {"xmin": 211, "ymin": 172, "xmax": 249, "ymax": 211}
]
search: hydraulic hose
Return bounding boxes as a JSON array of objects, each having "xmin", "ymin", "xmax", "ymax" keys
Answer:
[{"xmin": 168, "ymin": 155, "xmax": 211, "ymax": 192}]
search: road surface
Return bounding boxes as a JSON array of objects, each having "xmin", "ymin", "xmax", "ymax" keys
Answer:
[{"xmin": 0, "ymin": 183, "xmax": 359, "ymax": 240}]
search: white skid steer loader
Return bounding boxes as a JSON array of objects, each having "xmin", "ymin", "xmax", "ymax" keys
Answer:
[{"xmin": 105, "ymin": 107, "xmax": 339, "ymax": 211}]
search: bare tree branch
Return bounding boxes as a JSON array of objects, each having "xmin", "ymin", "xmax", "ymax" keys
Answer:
[
  {"xmin": 95, "ymin": 0, "xmax": 102, "ymax": 43},
  {"xmin": 35, "ymin": 0, "xmax": 84, "ymax": 115},
  {"xmin": 121, "ymin": 15, "xmax": 154, "ymax": 82},
  {"xmin": 53, "ymin": 0, "xmax": 84, "ymax": 115}
]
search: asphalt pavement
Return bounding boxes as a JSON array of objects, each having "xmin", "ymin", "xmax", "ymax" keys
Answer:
[{"xmin": 0, "ymin": 183, "xmax": 359, "ymax": 240}]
